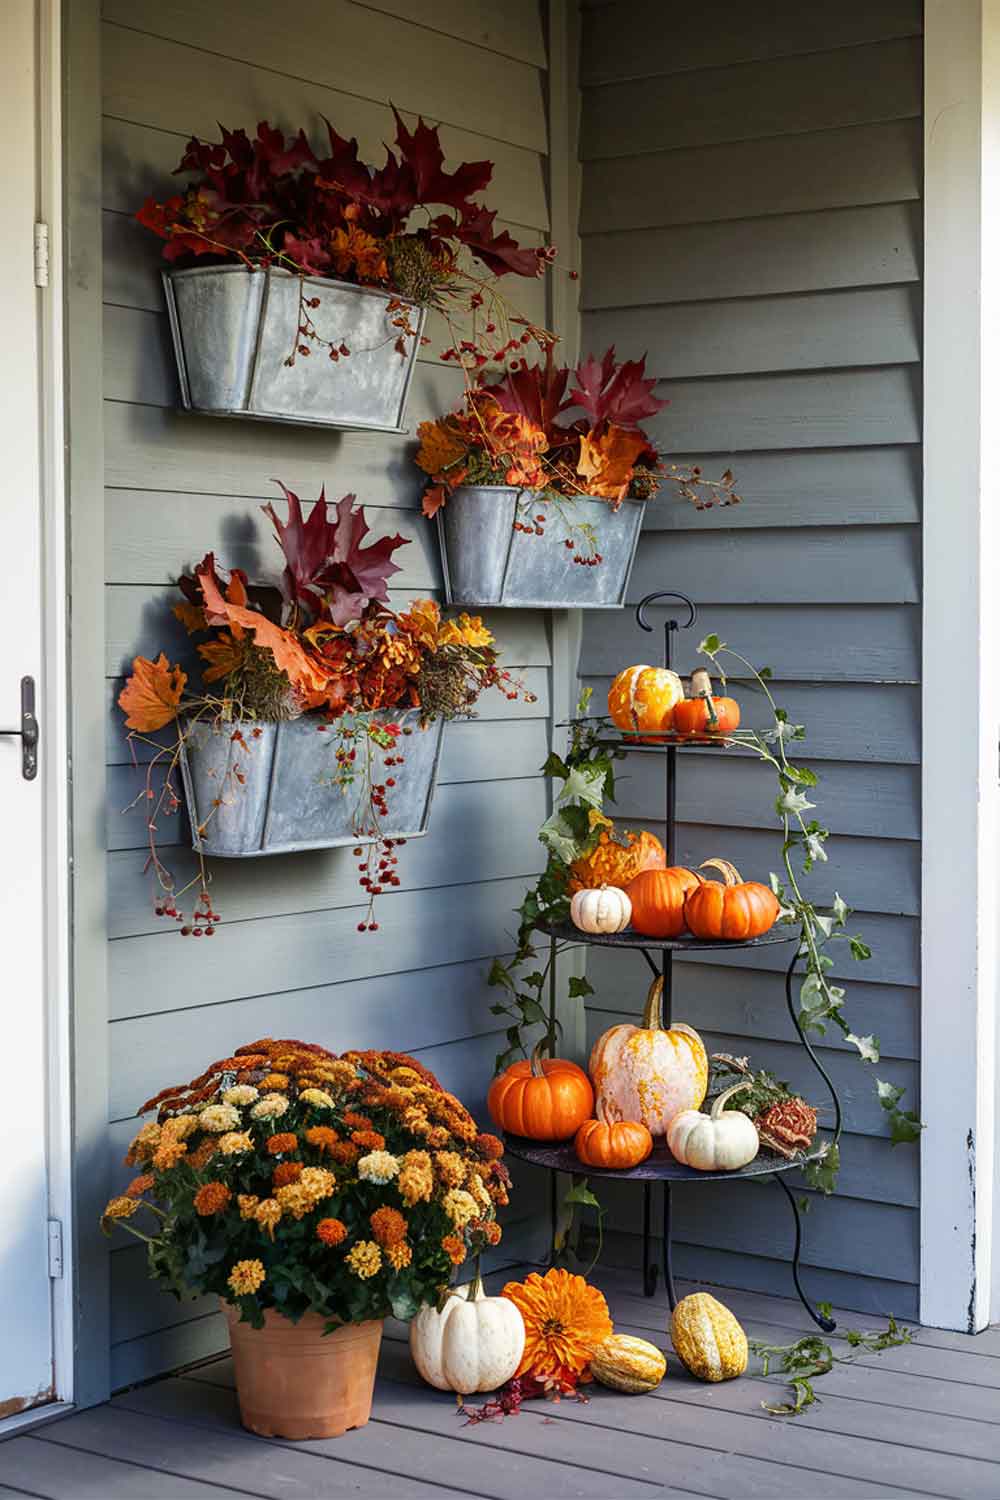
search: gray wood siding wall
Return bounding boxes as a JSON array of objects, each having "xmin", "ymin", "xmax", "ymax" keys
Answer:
[
  {"xmin": 100, "ymin": 0, "xmax": 558, "ymax": 1386},
  {"xmin": 576, "ymin": 0, "xmax": 922, "ymax": 1318}
]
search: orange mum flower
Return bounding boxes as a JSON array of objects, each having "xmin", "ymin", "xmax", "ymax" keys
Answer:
[
  {"xmin": 193, "ymin": 1181, "xmax": 232, "ymax": 1216},
  {"xmin": 304, "ymin": 1125, "xmax": 339, "ymax": 1155},
  {"xmin": 266, "ymin": 1132, "xmax": 299, "ymax": 1156},
  {"xmin": 151, "ymin": 1139, "xmax": 187, "ymax": 1171},
  {"xmin": 342, "ymin": 1112, "xmax": 374, "ymax": 1132},
  {"xmin": 328, "ymin": 1141, "xmax": 360, "ymax": 1167},
  {"xmin": 187, "ymin": 1139, "xmax": 217, "ymax": 1171},
  {"xmin": 351, "ymin": 1130, "xmax": 386, "ymax": 1151},
  {"xmin": 386, "ymin": 1241, "xmax": 413, "ymax": 1271},
  {"xmin": 260, "ymin": 1073, "xmax": 290, "ymax": 1091},
  {"xmin": 441, "ymin": 1235, "xmax": 467, "ymax": 1266},
  {"xmin": 125, "ymin": 1173, "xmax": 155, "ymax": 1199},
  {"xmin": 476, "ymin": 1133, "xmax": 504, "ymax": 1162},
  {"xmin": 369, "ymin": 1207, "xmax": 407, "ymax": 1247},
  {"xmin": 316, "ymin": 1217, "xmax": 348, "ymax": 1247},
  {"xmin": 503, "ymin": 1269, "xmax": 612, "ymax": 1389},
  {"xmin": 272, "ymin": 1161, "xmax": 303, "ymax": 1189}
]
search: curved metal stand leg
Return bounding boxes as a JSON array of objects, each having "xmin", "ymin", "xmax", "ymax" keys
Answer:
[
  {"xmin": 774, "ymin": 1174, "xmax": 836, "ymax": 1332},
  {"xmin": 663, "ymin": 1181, "xmax": 677, "ymax": 1312},
  {"xmin": 642, "ymin": 1181, "xmax": 659, "ymax": 1296}
]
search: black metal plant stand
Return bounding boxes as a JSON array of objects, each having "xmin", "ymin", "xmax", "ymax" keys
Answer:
[{"xmin": 504, "ymin": 591, "xmax": 840, "ymax": 1334}]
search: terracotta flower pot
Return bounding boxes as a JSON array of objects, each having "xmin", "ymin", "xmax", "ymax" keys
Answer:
[{"xmin": 223, "ymin": 1301, "xmax": 384, "ymax": 1439}]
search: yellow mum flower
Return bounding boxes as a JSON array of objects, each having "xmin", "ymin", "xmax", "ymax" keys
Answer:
[
  {"xmin": 161, "ymin": 1113, "xmax": 199, "ymax": 1141},
  {"xmin": 125, "ymin": 1121, "xmax": 161, "ymax": 1164},
  {"xmin": 260, "ymin": 1072, "xmax": 290, "ymax": 1091},
  {"xmin": 151, "ymin": 1139, "xmax": 188, "ymax": 1170},
  {"xmin": 274, "ymin": 1183, "xmax": 314, "ymax": 1221},
  {"xmin": 346, "ymin": 1240, "xmax": 382, "ymax": 1279},
  {"xmin": 198, "ymin": 1103, "xmax": 242, "ymax": 1133},
  {"xmin": 102, "ymin": 1195, "xmax": 139, "ymax": 1224},
  {"xmin": 228, "ymin": 1259, "xmax": 266, "ymax": 1296},
  {"xmin": 298, "ymin": 1088, "xmax": 334, "ymax": 1109},
  {"xmin": 386, "ymin": 1241, "xmax": 413, "ymax": 1271},
  {"xmin": 251, "ymin": 1093, "xmax": 289, "ymax": 1121},
  {"xmin": 433, "ymin": 1151, "xmax": 466, "ymax": 1188},
  {"xmin": 298, "ymin": 1166, "xmax": 336, "ymax": 1202},
  {"xmin": 398, "ymin": 1150, "xmax": 434, "ymax": 1206},
  {"xmin": 357, "ymin": 1150, "xmax": 400, "ymax": 1185},
  {"xmin": 218, "ymin": 1131, "xmax": 254, "ymax": 1156},
  {"xmin": 237, "ymin": 1194, "xmax": 260, "ymax": 1220},
  {"xmin": 222, "ymin": 1085, "xmax": 259, "ymax": 1107},
  {"xmin": 253, "ymin": 1199, "xmax": 282, "ymax": 1240},
  {"xmin": 442, "ymin": 1188, "xmax": 478, "ymax": 1229}
]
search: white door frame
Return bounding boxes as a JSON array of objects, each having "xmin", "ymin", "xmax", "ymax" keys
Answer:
[
  {"xmin": 922, "ymin": 0, "xmax": 1000, "ymax": 1332},
  {"xmin": 0, "ymin": 0, "xmax": 74, "ymax": 1429}
]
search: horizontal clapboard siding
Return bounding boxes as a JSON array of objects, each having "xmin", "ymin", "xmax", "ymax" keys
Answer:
[
  {"xmin": 99, "ymin": 0, "xmax": 552, "ymax": 1384},
  {"xmin": 577, "ymin": 2, "xmax": 923, "ymax": 1311}
]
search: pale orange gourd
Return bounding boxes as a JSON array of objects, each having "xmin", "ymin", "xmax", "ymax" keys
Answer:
[
  {"xmin": 487, "ymin": 1043, "xmax": 594, "ymax": 1141},
  {"xmin": 589, "ymin": 976, "xmax": 708, "ymax": 1137},
  {"xmin": 683, "ymin": 859, "xmax": 780, "ymax": 941},
  {"xmin": 608, "ymin": 665, "xmax": 684, "ymax": 741},
  {"xmin": 627, "ymin": 866, "xmax": 702, "ymax": 939},
  {"xmin": 568, "ymin": 828, "xmax": 665, "ymax": 895}
]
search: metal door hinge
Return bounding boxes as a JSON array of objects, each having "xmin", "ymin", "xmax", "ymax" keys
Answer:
[
  {"xmin": 48, "ymin": 1220, "xmax": 63, "ymax": 1279},
  {"xmin": 34, "ymin": 223, "xmax": 50, "ymax": 288},
  {"xmin": 0, "ymin": 676, "xmax": 38, "ymax": 779}
]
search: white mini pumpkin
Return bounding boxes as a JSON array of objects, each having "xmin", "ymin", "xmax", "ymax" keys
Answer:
[
  {"xmin": 571, "ymin": 883, "xmax": 632, "ymax": 935},
  {"xmin": 410, "ymin": 1275, "xmax": 526, "ymax": 1395},
  {"xmin": 667, "ymin": 1082, "xmax": 760, "ymax": 1171}
]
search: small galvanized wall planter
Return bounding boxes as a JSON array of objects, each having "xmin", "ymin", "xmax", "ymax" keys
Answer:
[
  {"xmin": 163, "ymin": 265, "xmax": 426, "ymax": 433},
  {"xmin": 180, "ymin": 710, "xmax": 444, "ymax": 858},
  {"xmin": 436, "ymin": 485, "xmax": 645, "ymax": 609}
]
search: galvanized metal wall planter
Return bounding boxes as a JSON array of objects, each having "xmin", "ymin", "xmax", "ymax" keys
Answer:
[
  {"xmin": 179, "ymin": 710, "xmax": 444, "ymax": 857},
  {"xmin": 436, "ymin": 484, "xmax": 645, "ymax": 609},
  {"xmin": 163, "ymin": 265, "xmax": 426, "ymax": 432}
]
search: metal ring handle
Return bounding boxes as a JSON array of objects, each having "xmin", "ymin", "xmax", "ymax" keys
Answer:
[{"xmin": 635, "ymin": 591, "xmax": 696, "ymax": 635}]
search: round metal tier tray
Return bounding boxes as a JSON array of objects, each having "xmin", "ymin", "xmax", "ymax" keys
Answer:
[
  {"xmin": 503, "ymin": 1133, "xmax": 816, "ymax": 1183},
  {"xmin": 536, "ymin": 918, "xmax": 798, "ymax": 953}
]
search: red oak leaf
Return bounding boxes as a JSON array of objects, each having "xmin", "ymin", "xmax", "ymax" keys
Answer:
[
  {"xmin": 392, "ymin": 107, "xmax": 492, "ymax": 210},
  {"xmin": 450, "ymin": 204, "xmax": 544, "ymax": 279},
  {"xmin": 484, "ymin": 350, "xmax": 573, "ymax": 439}
]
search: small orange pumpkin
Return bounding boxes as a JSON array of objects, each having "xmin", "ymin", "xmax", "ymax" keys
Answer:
[
  {"xmin": 608, "ymin": 665, "xmax": 685, "ymax": 741},
  {"xmin": 683, "ymin": 858, "xmax": 780, "ymax": 941},
  {"xmin": 673, "ymin": 669, "xmax": 741, "ymax": 740},
  {"xmin": 627, "ymin": 866, "xmax": 703, "ymax": 940},
  {"xmin": 488, "ymin": 1042, "xmax": 594, "ymax": 1141},
  {"xmin": 575, "ymin": 1102, "xmax": 653, "ymax": 1170},
  {"xmin": 568, "ymin": 827, "xmax": 666, "ymax": 895}
]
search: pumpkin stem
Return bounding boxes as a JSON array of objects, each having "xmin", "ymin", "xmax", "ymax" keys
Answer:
[
  {"xmin": 710, "ymin": 1082, "xmax": 755, "ymax": 1121},
  {"xmin": 529, "ymin": 1040, "xmax": 550, "ymax": 1078},
  {"xmin": 689, "ymin": 666, "xmax": 712, "ymax": 699},
  {"xmin": 642, "ymin": 975, "xmax": 665, "ymax": 1030},
  {"xmin": 699, "ymin": 857, "xmax": 741, "ymax": 886},
  {"xmin": 468, "ymin": 1255, "xmax": 484, "ymax": 1300}
]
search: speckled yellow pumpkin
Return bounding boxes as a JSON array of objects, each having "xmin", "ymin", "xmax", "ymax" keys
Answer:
[
  {"xmin": 589, "ymin": 976, "xmax": 707, "ymax": 1137},
  {"xmin": 670, "ymin": 1293, "xmax": 748, "ymax": 1382},
  {"xmin": 608, "ymin": 665, "xmax": 685, "ymax": 740},
  {"xmin": 590, "ymin": 1334, "xmax": 667, "ymax": 1393}
]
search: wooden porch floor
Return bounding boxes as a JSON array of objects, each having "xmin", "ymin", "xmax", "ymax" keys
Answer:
[{"xmin": 4, "ymin": 1264, "xmax": 1000, "ymax": 1500}]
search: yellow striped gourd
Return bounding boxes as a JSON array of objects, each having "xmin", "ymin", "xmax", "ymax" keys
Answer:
[
  {"xmin": 670, "ymin": 1293, "xmax": 748, "ymax": 1382},
  {"xmin": 589, "ymin": 1334, "xmax": 667, "ymax": 1393}
]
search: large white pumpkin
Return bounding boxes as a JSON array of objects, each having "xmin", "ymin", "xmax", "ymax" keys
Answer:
[
  {"xmin": 410, "ymin": 1277, "xmax": 526, "ymax": 1395},
  {"xmin": 589, "ymin": 976, "xmax": 707, "ymax": 1137}
]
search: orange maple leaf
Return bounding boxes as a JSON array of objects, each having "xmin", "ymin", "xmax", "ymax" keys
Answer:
[
  {"xmin": 399, "ymin": 598, "xmax": 441, "ymax": 648},
  {"xmin": 421, "ymin": 484, "xmax": 448, "ymax": 519},
  {"xmin": 173, "ymin": 600, "xmax": 207, "ymax": 634},
  {"xmin": 197, "ymin": 633, "xmax": 244, "ymax": 684},
  {"xmin": 576, "ymin": 425, "xmax": 648, "ymax": 502},
  {"xmin": 118, "ymin": 653, "xmax": 187, "ymax": 732},
  {"xmin": 415, "ymin": 417, "xmax": 468, "ymax": 479}
]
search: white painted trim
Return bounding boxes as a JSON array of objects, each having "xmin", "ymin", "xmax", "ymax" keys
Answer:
[
  {"xmin": 921, "ymin": 0, "xmax": 1000, "ymax": 1332},
  {"xmin": 37, "ymin": 0, "xmax": 74, "ymax": 1403}
]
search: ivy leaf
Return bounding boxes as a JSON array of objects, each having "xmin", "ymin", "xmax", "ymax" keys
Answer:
[
  {"xmin": 778, "ymin": 787, "xmax": 815, "ymax": 816},
  {"xmin": 813, "ymin": 913, "xmax": 834, "ymax": 939},
  {"xmin": 804, "ymin": 833, "xmax": 828, "ymax": 865},
  {"xmin": 846, "ymin": 1032, "xmax": 880, "ymax": 1063},
  {"xmin": 557, "ymin": 763, "xmax": 608, "ymax": 810},
  {"xmin": 563, "ymin": 1181, "xmax": 602, "ymax": 1210},
  {"xmin": 568, "ymin": 975, "xmax": 596, "ymax": 999},
  {"xmin": 831, "ymin": 893, "xmax": 850, "ymax": 926},
  {"xmin": 698, "ymin": 633, "xmax": 723, "ymax": 655},
  {"xmin": 876, "ymin": 1079, "xmax": 905, "ymax": 1110},
  {"xmin": 540, "ymin": 751, "xmax": 570, "ymax": 780},
  {"xmin": 889, "ymin": 1110, "xmax": 924, "ymax": 1146},
  {"xmin": 517, "ymin": 997, "xmax": 547, "ymax": 1026},
  {"xmin": 488, "ymin": 959, "xmax": 515, "ymax": 993},
  {"xmin": 849, "ymin": 937, "xmax": 872, "ymax": 961}
]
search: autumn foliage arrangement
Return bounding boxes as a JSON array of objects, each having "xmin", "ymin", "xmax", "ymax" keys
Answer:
[
  {"xmin": 119, "ymin": 483, "xmax": 530, "ymax": 933},
  {"xmin": 102, "ymin": 1041, "xmax": 510, "ymax": 1328},
  {"xmin": 415, "ymin": 347, "xmax": 741, "ymax": 548},
  {"xmin": 136, "ymin": 110, "xmax": 554, "ymax": 367}
]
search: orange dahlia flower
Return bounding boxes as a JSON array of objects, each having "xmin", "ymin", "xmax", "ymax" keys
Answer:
[
  {"xmin": 193, "ymin": 1181, "xmax": 231, "ymax": 1216},
  {"xmin": 316, "ymin": 1218, "xmax": 347, "ymax": 1247},
  {"xmin": 502, "ymin": 1269, "xmax": 612, "ymax": 1389}
]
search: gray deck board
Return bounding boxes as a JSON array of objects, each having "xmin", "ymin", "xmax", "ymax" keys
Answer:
[{"xmin": 6, "ymin": 1269, "xmax": 998, "ymax": 1500}]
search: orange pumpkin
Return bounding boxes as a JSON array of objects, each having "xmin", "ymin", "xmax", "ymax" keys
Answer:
[
  {"xmin": 488, "ymin": 1042, "xmax": 594, "ymax": 1141},
  {"xmin": 672, "ymin": 697, "xmax": 741, "ymax": 740},
  {"xmin": 575, "ymin": 1104, "xmax": 653, "ymax": 1170},
  {"xmin": 683, "ymin": 858, "xmax": 780, "ymax": 941},
  {"xmin": 568, "ymin": 827, "xmax": 666, "ymax": 895},
  {"xmin": 608, "ymin": 665, "xmax": 685, "ymax": 741},
  {"xmin": 627, "ymin": 866, "xmax": 703, "ymax": 940}
]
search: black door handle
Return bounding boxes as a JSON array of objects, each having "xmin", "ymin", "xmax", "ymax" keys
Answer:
[{"xmin": 0, "ymin": 676, "xmax": 38, "ymax": 780}]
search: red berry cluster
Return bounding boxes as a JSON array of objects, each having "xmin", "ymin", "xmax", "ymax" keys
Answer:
[
  {"xmin": 572, "ymin": 551, "xmax": 603, "ymax": 567},
  {"xmin": 155, "ymin": 887, "xmax": 220, "ymax": 937},
  {"xmin": 513, "ymin": 511, "xmax": 548, "ymax": 538}
]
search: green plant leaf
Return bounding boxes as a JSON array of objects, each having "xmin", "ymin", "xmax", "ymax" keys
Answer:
[{"xmin": 568, "ymin": 975, "xmax": 596, "ymax": 999}]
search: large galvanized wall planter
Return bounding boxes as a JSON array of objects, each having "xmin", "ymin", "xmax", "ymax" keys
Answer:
[
  {"xmin": 163, "ymin": 265, "xmax": 426, "ymax": 432},
  {"xmin": 180, "ymin": 710, "xmax": 444, "ymax": 857},
  {"xmin": 437, "ymin": 485, "xmax": 645, "ymax": 609}
]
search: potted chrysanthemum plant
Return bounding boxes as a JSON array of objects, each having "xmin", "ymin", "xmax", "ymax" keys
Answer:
[
  {"xmin": 137, "ymin": 109, "xmax": 554, "ymax": 432},
  {"xmin": 416, "ymin": 348, "xmax": 741, "ymax": 609},
  {"xmin": 118, "ymin": 481, "xmax": 531, "ymax": 934},
  {"xmin": 102, "ymin": 1041, "xmax": 510, "ymax": 1440}
]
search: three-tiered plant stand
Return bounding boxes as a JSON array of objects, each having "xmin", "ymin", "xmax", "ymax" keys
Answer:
[{"xmin": 504, "ymin": 591, "xmax": 842, "ymax": 1333}]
